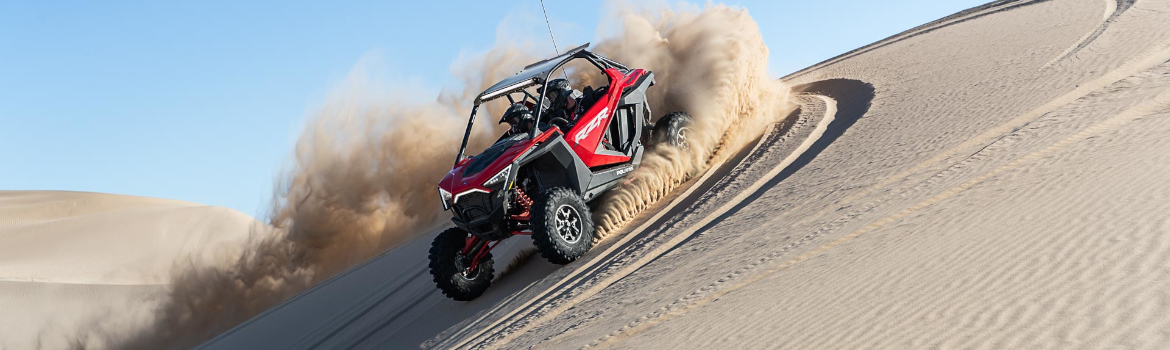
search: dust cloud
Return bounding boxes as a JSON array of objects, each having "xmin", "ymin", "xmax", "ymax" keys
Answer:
[
  {"xmin": 108, "ymin": 3, "xmax": 791, "ymax": 349},
  {"xmin": 109, "ymin": 49, "xmax": 537, "ymax": 349},
  {"xmin": 589, "ymin": 4, "xmax": 794, "ymax": 237}
]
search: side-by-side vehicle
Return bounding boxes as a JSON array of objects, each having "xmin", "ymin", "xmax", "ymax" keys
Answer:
[{"xmin": 429, "ymin": 44, "xmax": 691, "ymax": 300}]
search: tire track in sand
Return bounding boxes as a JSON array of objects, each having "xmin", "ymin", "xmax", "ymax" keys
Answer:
[{"xmin": 1046, "ymin": 0, "xmax": 1137, "ymax": 67}]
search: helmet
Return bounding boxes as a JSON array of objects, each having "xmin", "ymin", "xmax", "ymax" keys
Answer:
[
  {"xmin": 542, "ymin": 79, "xmax": 573, "ymax": 99},
  {"xmin": 499, "ymin": 103, "xmax": 534, "ymax": 126},
  {"xmin": 540, "ymin": 79, "xmax": 581, "ymax": 110}
]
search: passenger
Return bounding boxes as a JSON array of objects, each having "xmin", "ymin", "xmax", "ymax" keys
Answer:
[
  {"xmin": 539, "ymin": 79, "xmax": 583, "ymax": 132},
  {"xmin": 499, "ymin": 103, "xmax": 536, "ymax": 137}
]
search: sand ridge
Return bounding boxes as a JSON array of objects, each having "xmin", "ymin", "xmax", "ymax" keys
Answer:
[{"xmin": 0, "ymin": 191, "xmax": 259, "ymax": 349}]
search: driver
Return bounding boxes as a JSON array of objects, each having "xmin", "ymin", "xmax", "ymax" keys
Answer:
[
  {"xmin": 499, "ymin": 103, "xmax": 536, "ymax": 137},
  {"xmin": 539, "ymin": 79, "xmax": 583, "ymax": 131}
]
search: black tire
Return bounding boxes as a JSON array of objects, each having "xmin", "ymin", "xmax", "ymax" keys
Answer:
[
  {"xmin": 653, "ymin": 111, "xmax": 693, "ymax": 150},
  {"xmin": 531, "ymin": 187, "xmax": 594, "ymax": 264},
  {"xmin": 428, "ymin": 227, "xmax": 494, "ymax": 301}
]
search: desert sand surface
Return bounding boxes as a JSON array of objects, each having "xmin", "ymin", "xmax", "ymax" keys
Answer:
[
  {"xmin": 200, "ymin": 0, "xmax": 1170, "ymax": 348},
  {"xmin": 0, "ymin": 191, "xmax": 258, "ymax": 349}
]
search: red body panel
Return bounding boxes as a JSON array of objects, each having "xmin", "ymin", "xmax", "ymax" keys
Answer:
[
  {"xmin": 566, "ymin": 68, "xmax": 647, "ymax": 168},
  {"xmin": 438, "ymin": 129, "xmax": 559, "ymax": 199}
]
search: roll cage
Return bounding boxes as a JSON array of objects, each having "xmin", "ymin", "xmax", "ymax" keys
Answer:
[{"xmin": 454, "ymin": 43, "xmax": 631, "ymax": 166}]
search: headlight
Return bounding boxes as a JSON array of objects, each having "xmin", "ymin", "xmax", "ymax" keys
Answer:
[
  {"xmin": 438, "ymin": 187, "xmax": 452, "ymax": 210},
  {"xmin": 482, "ymin": 164, "xmax": 512, "ymax": 187}
]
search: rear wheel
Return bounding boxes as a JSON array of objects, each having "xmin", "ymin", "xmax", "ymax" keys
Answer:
[
  {"xmin": 653, "ymin": 111, "xmax": 693, "ymax": 151},
  {"xmin": 428, "ymin": 227, "xmax": 494, "ymax": 301},
  {"xmin": 531, "ymin": 187, "xmax": 594, "ymax": 264}
]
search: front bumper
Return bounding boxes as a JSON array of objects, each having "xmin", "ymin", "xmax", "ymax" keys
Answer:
[{"xmin": 450, "ymin": 189, "xmax": 507, "ymax": 238}]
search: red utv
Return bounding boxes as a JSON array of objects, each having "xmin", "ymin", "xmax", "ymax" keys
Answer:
[{"xmin": 429, "ymin": 44, "xmax": 691, "ymax": 300}]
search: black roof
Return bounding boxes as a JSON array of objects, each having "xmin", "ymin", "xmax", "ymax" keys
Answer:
[{"xmin": 475, "ymin": 43, "xmax": 591, "ymax": 104}]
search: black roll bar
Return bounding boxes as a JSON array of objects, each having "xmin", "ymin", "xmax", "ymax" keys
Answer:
[
  {"xmin": 455, "ymin": 106, "xmax": 478, "ymax": 167},
  {"xmin": 530, "ymin": 77, "xmax": 553, "ymax": 139}
]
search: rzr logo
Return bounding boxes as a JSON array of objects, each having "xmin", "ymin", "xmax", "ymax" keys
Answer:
[{"xmin": 574, "ymin": 107, "xmax": 608, "ymax": 144}]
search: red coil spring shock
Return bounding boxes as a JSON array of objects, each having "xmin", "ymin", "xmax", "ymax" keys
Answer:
[{"xmin": 514, "ymin": 187, "xmax": 534, "ymax": 219}]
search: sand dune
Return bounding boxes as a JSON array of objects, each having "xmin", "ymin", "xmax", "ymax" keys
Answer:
[{"xmin": 0, "ymin": 191, "xmax": 258, "ymax": 349}]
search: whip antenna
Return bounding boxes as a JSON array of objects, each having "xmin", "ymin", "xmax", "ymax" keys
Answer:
[{"xmin": 539, "ymin": 0, "xmax": 571, "ymax": 80}]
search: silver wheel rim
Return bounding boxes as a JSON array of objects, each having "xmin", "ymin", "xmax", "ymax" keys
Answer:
[
  {"xmin": 675, "ymin": 126, "xmax": 692, "ymax": 151},
  {"xmin": 554, "ymin": 204, "xmax": 583, "ymax": 244},
  {"xmin": 454, "ymin": 254, "xmax": 479, "ymax": 280}
]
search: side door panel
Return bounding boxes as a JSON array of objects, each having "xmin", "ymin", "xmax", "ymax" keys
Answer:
[{"xmin": 568, "ymin": 69, "xmax": 647, "ymax": 168}]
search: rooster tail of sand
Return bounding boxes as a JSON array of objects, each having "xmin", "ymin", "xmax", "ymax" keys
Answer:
[
  {"xmin": 590, "ymin": 5, "xmax": 794, "ymax": 238},
  {"xmin": 109, "ymin": 4, "xmax": 792, "ymax": 349}
]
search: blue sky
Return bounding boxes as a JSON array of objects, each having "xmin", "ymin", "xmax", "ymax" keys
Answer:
[{"xmin": 0, "ymin": 0, "xmax": 985, "ymax": 217}]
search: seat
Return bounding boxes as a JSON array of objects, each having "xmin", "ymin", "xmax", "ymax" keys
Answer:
[{"xmin": 580, "ymin": 85, "xmax": 607, "ymax": 112}]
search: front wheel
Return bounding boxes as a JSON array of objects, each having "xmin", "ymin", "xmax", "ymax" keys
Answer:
[
  {"xmin": 531, "ymin": 187, "xmax": 595, "ymax": 264},
  {"xmin": 428, "ymin": 227, "xmax": 494, "ymax": 301}
]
